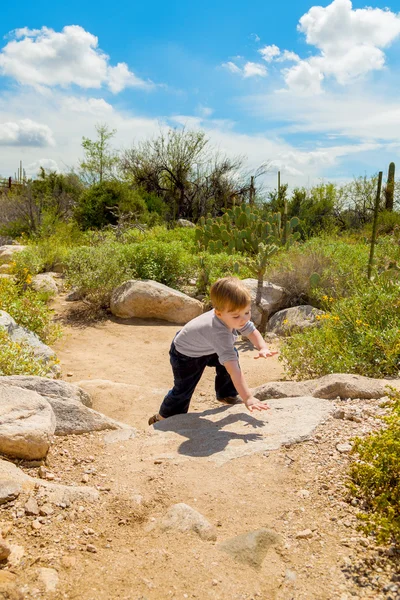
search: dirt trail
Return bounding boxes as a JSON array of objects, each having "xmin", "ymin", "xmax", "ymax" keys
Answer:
[{"xmin": 3, "ymin": 296, "xmax": 395, "ymax": 600}]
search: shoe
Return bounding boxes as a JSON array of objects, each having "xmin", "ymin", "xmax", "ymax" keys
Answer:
[
  {"xmin": 148, "ymin": 414, "xmax": 162, "ymax": 426},
  {"xmin": 217, "ymin": 396, "xmax": 241, "ymax": 405}
]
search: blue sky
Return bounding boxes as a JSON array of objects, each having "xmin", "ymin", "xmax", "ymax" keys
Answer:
[{"xmin": 1, "ymin": 0, "xmax": 400, "ymax": 190}]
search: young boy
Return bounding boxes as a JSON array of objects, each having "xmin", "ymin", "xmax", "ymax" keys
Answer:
[{"xmin": 148, "ymin": 276, "xmax": 277, "ymax": 425}]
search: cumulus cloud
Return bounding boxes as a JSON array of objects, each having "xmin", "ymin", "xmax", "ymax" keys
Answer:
[
  {"xmin": 222, "ymin": 60, "xmax": 267, "ymax": 78},
  {"xmin": 259, "ymin": 45, "xmax": 280, "ymax": 62},
  {"xmin": 283, "ymin": 0, "xmax": 400, "ymax": 93},
  {"xmin": 0, "ymin": 119, "xmax": 54, "ymax": 146},
  {"xmin": 0, "ymin": 25, "xmax": 151, "ymax": 93}
]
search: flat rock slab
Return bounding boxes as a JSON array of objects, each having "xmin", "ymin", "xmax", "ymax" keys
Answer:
[{"xmin": 148, "ymin": 396, "xmax": 333, "ymax": 465}]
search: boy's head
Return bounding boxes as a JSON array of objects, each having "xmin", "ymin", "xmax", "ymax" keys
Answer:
[{"xmin": 210, "ymin": 277, "xmax": 251, "ymax": 313}]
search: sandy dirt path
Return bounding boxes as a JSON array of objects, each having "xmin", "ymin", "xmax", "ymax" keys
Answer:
[{"xmin": 3, "ymin": 296, "xmax": 394, "ymax": 600}]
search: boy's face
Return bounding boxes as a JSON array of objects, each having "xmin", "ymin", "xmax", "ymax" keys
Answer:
[{"xmin": 215, "ymin": 304, "xmax": 251, "ymax": 330}]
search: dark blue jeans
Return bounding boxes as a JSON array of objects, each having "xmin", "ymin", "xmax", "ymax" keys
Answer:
[{"xmin": 159, "ymin": 341, "xmax": 239, "ymax": 418}]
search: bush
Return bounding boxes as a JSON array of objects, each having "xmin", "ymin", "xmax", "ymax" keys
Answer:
[
  {"xmin": 194, "ymin": 252, "xmax": 254, "ymax": 295},
  {"xmin": 74, "ymin": 181, "xmax": 147, "ymax": 230},
  {"xmin": 349, "ymin": 388, "xmax": 400, "ymax": 544},
  {"xmin": 280, "ymin": 281, "xmax": 400, "ymax": 379},
  {"xmin": 0, "ymin": 278, "xmax": 58, "ymax": 343},
  {"xmin": 0, "ymin": 329, "xmax": 48, "ymax": 376}
]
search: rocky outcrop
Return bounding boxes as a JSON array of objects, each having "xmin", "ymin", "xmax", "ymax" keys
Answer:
[
  {"xmin": 110, "ymin": 280, "xmax": 203, "ymax": 324},
  {"xmin": 0, "ymin": 376, "xmax": 92, "ymax": 407},
  {"xmin": 0, "ymin": 245, "xmax": 26, "ymax": 264},
  {"xmin": 240, "ymin": 279, "xmax": 288, "ymax": 327},
  {"xmin": 177, "ymin": 219, "xmax": 196, "ymax": 228},
  {"xmin": 254, "ymin": 373, "xmax": 400, "ymax": 401},
  {"xmin": 266, "ymin": 305, "xmax": 324, "ymax": 336}
]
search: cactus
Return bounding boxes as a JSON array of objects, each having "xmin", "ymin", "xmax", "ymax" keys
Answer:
[
  {"xmin": 384, "ymin": 162, "xmax": 395, "ymax": 212},
  {"xmin": 309, "ymin": 272, "xmax": 321, "ymax": 289},
  {"xmin": 195, "ymin": 203, "xmax": 300, "ymax": 255}
]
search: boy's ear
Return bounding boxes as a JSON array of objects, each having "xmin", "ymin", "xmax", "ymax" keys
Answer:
[{"xmin": 214, "ymin": 308, "xmax": 222, "ymax": 317}]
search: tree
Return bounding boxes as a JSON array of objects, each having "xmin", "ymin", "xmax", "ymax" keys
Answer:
[
  {"xmin": 80, "ymin": 124, "xmax": 119, "ymax": 185},
  {"xmin": 120, "ymin": 127, "xmax": 269, "ymax": 220}
]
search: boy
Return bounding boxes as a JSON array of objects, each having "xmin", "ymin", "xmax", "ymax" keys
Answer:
[{"xmin": 148, "ymin": 276, "xmax": 277, "ymax": 425}]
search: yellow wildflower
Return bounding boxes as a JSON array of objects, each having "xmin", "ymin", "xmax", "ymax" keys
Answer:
[{"xmin": 322, "ymin": 295, "xmax": 328, "ymax": 301}]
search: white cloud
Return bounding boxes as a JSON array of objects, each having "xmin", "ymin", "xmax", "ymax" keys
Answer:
[
  {"xmin": 222, "ymin": 60, "xmax": 267, "ymax": 78},
  {"xmin": 222, "ymin": 61, "xmax": 242, "ymax": 74},
  {"xmin": 62, "ymin": 96, "xmax": 113, "ymax": 115},
  {"xmin": 259, "ymin": 44, "xmax": 280, "ymax": 62},
  {"xmin": 243, "ymin": 62, "xmax": 267, "ymax": 78},
  {"xmin": 277, "ymin": 50, "xmax": 300, "ymax": 63},
  {"xmin": 25, "ymin": 158, "xmax": 60, "ymax": 178},
  {"xmin": 0, "ymin": 119, "xmax": 54, "ymax": 146},
  {"xmin": 282, "ymin": 0, "xmax": 400, "ymax": 93},
  {"xmin": 0, "ymin": 25, "xmax": 150, "ymax": 93}
]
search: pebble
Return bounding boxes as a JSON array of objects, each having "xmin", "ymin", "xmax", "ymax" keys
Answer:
[
  {"xmin": 24, "ymin": 497, "xmax": 40, "ymax": 516},
  {"xmin": 0, "ymin": 537, "xmax": 11, "ymax": 561},
  {"xmin": 336, "ymin": 443, "xmax": 353, "ymax": 453},
  {"xmin": 86, "ymin": 544, "xmax": 97, "ymax": 553},
  {"xmin": 295, "ymin": 529, "xmax": 313, "ymax": 539},
  {"xmin": 81, "ymin": 474, "xmax": 90, "ymax": 484},
  {"xmin": 31, "ymin": 520, "xmax": 42, "ymax": 530}
]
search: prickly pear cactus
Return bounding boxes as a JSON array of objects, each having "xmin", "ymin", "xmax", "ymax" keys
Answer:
[{"xmin": 195, "ymin": 203, "xmax": 300, "ymax": 255}]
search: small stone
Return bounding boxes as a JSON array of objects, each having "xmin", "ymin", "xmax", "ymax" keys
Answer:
[
  {"xmin": 38, "ymin": 567, "xmax": 59, "ymax": 593},
  {"xmin": 24, "ymin": 497, "xmax": 40, "ymax": 516},
  {"xmin": 333, "ymin": 409, "xmax": 345, "ymax": 419},
  {"xmin": 295, "ymin": 529, "xmax": 313, "ymax": 539},
  {"xmin": 212, "ymin": 579, "xmax": 218, "ymax": 586},
  {"xmin": 86, "ymin": 544, "xmax": 97, "ymax": 553},
  {"xmin": 81, "ymin": 474, "xmax": 89, "ymax": 484},
  {"xmin": 38, "ymin": 466, "xmax": 47, "ymax": 479},
  {"xmin": 39, "ymin": 504, "xmax": 54, "ymax": 517},
  {"xmin": 0, "ymin": 537, "xmax": 11, "ymax": 561},
  {"xmin": 336, "ymin": 443, "xmax": 353, "ymax": 453},
  {"xmin": 66, "ymin": 373, "xmax": 74, "ymax": 377},
  {"xmin": 31, "ymin": 520, "xmax": 42, "ymax": 530}
]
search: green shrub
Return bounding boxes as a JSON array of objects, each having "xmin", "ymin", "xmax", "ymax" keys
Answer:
[
  {"xmin": 74, "ymin": 181, "xmax": 147, "ymax": 230},
  {"xmin": 0, "ymin": 278, "xmax": 58, "ymax": 343},
  {"xmin": 280, "ymin": 281, "xmax": 400, "ymax": 379},
  {"xmin": 194, "ymin": 252, "xmax": 254, "ymax": 294},
  {"xmin": 65, "ymin": 239, "xmax": 194, "ymax": 309},
  {"xmin": 349, "ymin": 388, "xmax": 400, "ymax": 544},
  {"xmin": 0, "ymin": 329, "xmax": 48, "ymax": 376}
]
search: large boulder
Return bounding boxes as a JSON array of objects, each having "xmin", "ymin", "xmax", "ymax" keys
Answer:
[
  {"xmin": 177, "ymin": 219, "xmax": 196, "ymax": 228},
  {"xmin": 240, "ymin": 279, "xmax": 288, "ymax": 327},
  {"xmin": 0, "ymin": 385, "xmax": 56, "ymax": 459},
  {"xmin": 0, "ymin": 376, "xmax": 92, "ymax": 407},
  {"xmin": 47, "ymin": 398, "xmax": 126, "ymax": 435},
  {"xmin": 110, "ymin": 280, "xmax": 203, "ymax": 324},
  {"xmin": 267, "ymin": 305, "xmax": 324, "ymax": 336},
  {"xmin": 0, "ymin": 245, "xmax": 26, "ymax": 264}
]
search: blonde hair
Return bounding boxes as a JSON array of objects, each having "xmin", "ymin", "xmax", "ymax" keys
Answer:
[{"xmin": 210, "ymin": 277, "xmax": 251, "ymax": 312}]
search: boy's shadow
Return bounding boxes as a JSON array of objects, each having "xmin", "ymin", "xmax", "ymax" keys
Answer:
[{"xmin": 153, "ymin": 406, "xmax": 267, "ymax": 458}]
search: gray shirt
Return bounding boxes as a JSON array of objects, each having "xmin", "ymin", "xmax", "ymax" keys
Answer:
[{"xmin": 174, "ymin": 309, "xmax": 256, "ymax": 365}]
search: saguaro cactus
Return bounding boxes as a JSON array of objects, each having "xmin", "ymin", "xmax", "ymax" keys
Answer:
[{"xmin": 384, "ymin": 162, "xmax": 395, "ymax": 212}]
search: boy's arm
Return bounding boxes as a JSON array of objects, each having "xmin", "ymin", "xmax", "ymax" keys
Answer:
[
  {"xmin": 224, "ymin": 360, "xmax": 269, "ymax": 412},
  {"xmin": 246, "ymin": 329, "xmax": 278, "ymax": 359}
]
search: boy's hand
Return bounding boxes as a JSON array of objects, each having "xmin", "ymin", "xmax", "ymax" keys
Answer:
[
  {"xmin": 244, "ymin": 396, "xmax": 270, "ymax": 412},
  {"xmin": 254, "ymin": 348, "xmax": 278, "ymax": 359}
]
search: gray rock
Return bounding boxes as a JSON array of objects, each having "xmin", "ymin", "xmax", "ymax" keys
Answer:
[
  {"xmin": 0, "ymin": 310, "xmax": 57, "ymax": 366},
  {"xmin": 159, "ymin": 503, "xmax": 217, "ymax": 541},
  {"xmin": 47, "ymin": 398, "xmax": 122, "ymax": 435},
  {"xmin": 218, "ymin": 528, "xmax": 281, "ymax": 568},
  {"xmin": 240, "ymin": 279, "xmax": 288, "ymax": 327},
  {"xmin": 38, "ymin": 568, "xmax": 59, "ymax": 593},
  {"xmin": 0, "ymin": 480, "xmax": 21, "ymax": 504},
  {"xmin": 177, "ymin": 219, "xmax": 196, "ymax": 228},
  {"xmin": 31, "ymin": 274, "xmax": 58, "ymax": 296},
  {"xmin": 254, "ymin": 373, "xmax": 400, "ymax": 401},
  {"xmin": 0, "ymin": 384, "xmax": 56, "ymax": 459},
  {"xmin": 110, "ymin": 280, "xmax": 203, "ymax": 324},
  {"xmin": 148, "ymin": 396, "xmax": 333, "ymax": 465},
  {"xmin": 0, "ymin": 376, "xmax": 92, "ymax": 406},
  {"xmin": 267, "ymin": 305, "xmax": 324, "ymax": 336}
]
